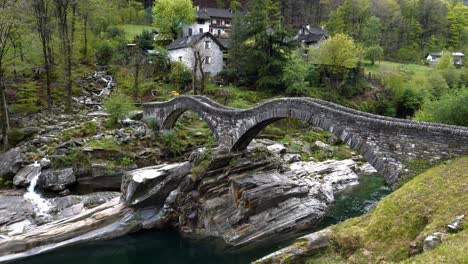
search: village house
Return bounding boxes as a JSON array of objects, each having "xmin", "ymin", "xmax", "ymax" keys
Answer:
[
  {"xmin": 166, "ymin": 32, "xmax": 227, "ymax": 76},
  {"xmin": 182, "ymin": 7, "xmax": 237, "ymax": 38},
  {"xmin": 426, "ymin": 51, "xmax": 465, "ymax": 67},
  {"xmin": 296, "ymin": 24, "xmax": 328, "ymax": 47}
]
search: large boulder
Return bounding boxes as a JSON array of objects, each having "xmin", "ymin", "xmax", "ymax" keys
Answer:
[
  {"xmin": 76, "ymin": 163, "xmax": 137, "ymax": 193},
  {"xmin": 121, "ymin": 162, "xmax": 193, "ymax": 208},
  {"xmin": 0, "ymin": 148, "xmax": 23, "ymax": 181},
  {"xmin": 39, "ymin": 168, "xmax": 76, "ymax": 192},
  {"xmin": 13, "ymin": 165, "xmax": 41, "ymax": 187}
]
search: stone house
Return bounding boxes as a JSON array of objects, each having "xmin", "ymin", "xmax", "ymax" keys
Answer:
[
  {"xmin": 183, "ymin": 7, "xmax": 237, "ymax": 38},
  {"xmin": 167, "ymin": 32, "xmax": 227, "ymax": 76},
  {"xmin": 296, "ymin": 25, "xmax": 328, "ymax": 47}
]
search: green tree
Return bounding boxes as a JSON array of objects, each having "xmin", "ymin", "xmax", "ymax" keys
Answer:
[
  {"xmin": 318, "ymin": 33, "xmax": 362, "ymax": 69},
  {"xmin": 414, "ymin": 88, "xmax": 468, "ymax": 126},
  {"xmin": 103, "ymin": 92, "xmax": 137, "ymax": 127},
  {"xmin": 365, "ymin": 45, "xmax": 384, "ymax": 65},
  {"xmin": 317, "ymin": 33, "xmax": 363, "ymax": 94},
  {"xmin": 226, "ymin": 0, "xmax": 295, "ymax": 91},
  {"xmin": 282, "ymin": 52, "xmax": 309, "ymax": 96},
  {"xmin": 447, "ymin": 3, "xmax": 468, "ymax": 50},
  {"xmin": 152, "ymin": 0, "xmax": 195, "ymax": 40},
  {"xmin": 362, "ymin": 16, "xmax": 382, "ymax": 47}
]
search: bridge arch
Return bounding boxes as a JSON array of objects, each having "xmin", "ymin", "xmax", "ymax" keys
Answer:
[{"xmin": 143, "ymin": 96, "xmax": 468, "ymax": 187}]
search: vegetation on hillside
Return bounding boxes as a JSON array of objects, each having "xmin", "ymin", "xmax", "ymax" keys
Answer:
[{"xmin": 304, "ymin": 157, "xmax": 468, "ymax": 263}]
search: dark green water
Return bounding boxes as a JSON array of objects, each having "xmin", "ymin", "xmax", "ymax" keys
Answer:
[{"xmin": 16, "ymin": 175, "xmax": 390, "ymax": 264}]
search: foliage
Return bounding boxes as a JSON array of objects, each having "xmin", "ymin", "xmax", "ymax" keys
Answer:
[
  {"xmin": 306, "ymin": 157, "xmax": 468, "ymax": 263},
  {"xmin": 364, "ymin": 45, "xmax": 383, "ymax": 65},
  {"xmin": 103, "ymin": 92, "xmax": 138, "ymax": 127},
  {"xmin": 161, "ymin": 130, "xmax": 188, "ymax": 156},
  {"xmin": 95, "ymin": 41, "xmax": 115, "ymax": 65},
  {"xmin": 169, "ymin": 62, "xmax": 192, "ymax": 90},
  {"xmin": 10, "ymin": 82, "xmax": 40, "ymax": 114},
  {"xmin": 152, "ymin": 0, "xmax": 195, "ymax": 39},
  {"xmin": 225, "ymin": 0, "xmax": 295, "ymax": 91},
  {"xmin": 282, "ymin": 52, "xmax": 310, "ymax": 96},
  {"xmin": 414, "ymin": 88, "xmax": 468, "ymax": 126},
  {"xmin": 318, "ymin": 33, "xmax": 362, "ymax": 69}
]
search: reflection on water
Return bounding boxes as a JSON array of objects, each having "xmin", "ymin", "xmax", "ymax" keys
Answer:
[{"xmin": 16, "ymin": 175, "xmax": 390, "ymax": 264}]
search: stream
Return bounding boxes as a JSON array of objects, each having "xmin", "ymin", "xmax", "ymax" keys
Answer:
[{"xmin": 16, "ymin": 174, "xmax": 390, "ymax": 264}]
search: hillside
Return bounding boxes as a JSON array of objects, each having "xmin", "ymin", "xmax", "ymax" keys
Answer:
[{"xmin": 256, "ymin": 157, "xmax": 468, "ymax": 263}]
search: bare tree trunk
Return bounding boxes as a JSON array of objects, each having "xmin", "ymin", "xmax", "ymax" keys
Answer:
[
  {"xmin": 193, "ymin": 51, "xmax": 198, "ymax": 95},
  {"xmin": 0, "ymin": 70, "xmax": 9, "ymax": 150},
  {"xmin": 83, "ymin": 14, "xmax": 88, "ymax": 61},
  {"xmin": 134, "ymin": 53, "xmax": 140, "ymax": 101},
  {"xmin": 33, "ymin": 0, "xmax": 54, "ymax": 111},
  {"xmin": 55, "ymin": 0, "xmax": 73, "ymax": 112}
]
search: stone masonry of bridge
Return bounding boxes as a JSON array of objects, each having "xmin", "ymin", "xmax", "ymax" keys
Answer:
[{"xmin": 143, "ymin": 96, "xmax": 468, "ymax": 187}]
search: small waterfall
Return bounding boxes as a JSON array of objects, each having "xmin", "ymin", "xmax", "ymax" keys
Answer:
[{"xmin": 23, "ymin": 162, "xmax": 50, "ymax": 216}]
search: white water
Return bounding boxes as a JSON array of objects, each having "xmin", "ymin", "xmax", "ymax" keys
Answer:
[{"xmin": 23, "ymin": 162, "xmax": 50, "ymax": 216}]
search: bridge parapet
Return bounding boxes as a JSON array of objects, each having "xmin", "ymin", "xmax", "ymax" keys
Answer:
[{"xmin": 143, "ymin": 96, "xmax": 468, "ymax": 187}]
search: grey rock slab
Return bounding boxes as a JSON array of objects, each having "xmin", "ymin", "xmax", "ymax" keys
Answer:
[
  {"xmin": 39, "ymin": 168, "xmax": 76, "ymax": 192},
  {"xmin": 13, "ymin": 165, "xmax": 41, "ymax": 187},
  {"xmin": 0, "ymin": 148, "xmax": 23, "ymax": 181}
]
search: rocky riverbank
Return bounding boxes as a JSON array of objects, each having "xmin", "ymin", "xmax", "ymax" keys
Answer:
[{"xmin": 0, "ymin": 141, "xmax": 378, "ymax": 262}]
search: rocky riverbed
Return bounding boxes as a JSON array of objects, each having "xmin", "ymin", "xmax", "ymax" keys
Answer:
[{"xmin": 0, "ymin": 139, "xmax": 378, "ymax": 262}]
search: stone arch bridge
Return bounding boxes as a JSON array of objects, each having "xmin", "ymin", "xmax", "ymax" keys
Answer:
[{"xmin": 143, "ymin": 96, "xmax": 468, "ymax": 186}]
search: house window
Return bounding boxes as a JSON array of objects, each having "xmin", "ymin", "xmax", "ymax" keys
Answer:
[
  {"xmin": 211, "ymin": 19, "xmax": 216, "ymax": 24},
  {"xmin": 217, "ymin": 30, "xmax": 221, "ymax": 36},
  {"xmin": 199, "ymin": 28, "xmax": 203, "ymax": 33},
  {"xmin": 198, "ymin": 19, "xmax": 205, "ymax": 25},
  {"xmin": 217, "ymin": 19, "xmax": 221, "ymax": 25},
  {"xmin": 210, "ymin": 28, "xmax": 213, "ymax": 33},
  {"xmin": 205, "ymin": 56, "xmax": 212, "ymax": 64},
  {"xmin": 225, "ymin": 20, "xmax": 231, "ymax": 26},
  {"xmin": 188, "ymin": 28, "xmax": 192, "ymax": 36},
  {"xmin": 205, "ymin": 41, "xmax": 212, "ymax": 49},
  {"xmin": 179, "ymin": 56, "xmax": 182, "ymax": 62}
]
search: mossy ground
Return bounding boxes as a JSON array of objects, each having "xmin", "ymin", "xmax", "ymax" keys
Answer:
[{"xmin": 305, "ymin": 157, "xmax": 468, "ymax": 263}]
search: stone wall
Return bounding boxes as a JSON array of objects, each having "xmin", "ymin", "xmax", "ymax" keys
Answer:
[{"xmin": 143, "ymin": 96, "xmax": 468, "ymax": 186}]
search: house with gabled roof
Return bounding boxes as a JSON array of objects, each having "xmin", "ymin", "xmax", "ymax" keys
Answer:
[
  {"xmin": 182, "ymin": 7, "xmax": 239, "ymax": 38},
  {"xmin": 167, "ymin": 32, "xmax": 228, "ymax": 76},
  {"xmin": 296, "ymin": 25, "xmax": 328, "ymax": 47}
]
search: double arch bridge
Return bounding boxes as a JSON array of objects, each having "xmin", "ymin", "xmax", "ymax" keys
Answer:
[{"xmin": 143, "ymin": 96, "xmax": 468, "ymax": 187}]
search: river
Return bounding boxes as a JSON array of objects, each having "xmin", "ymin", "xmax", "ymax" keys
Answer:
[{"xmin": 16, "ymin": 174, "xmax": 390, "ymax": 264}]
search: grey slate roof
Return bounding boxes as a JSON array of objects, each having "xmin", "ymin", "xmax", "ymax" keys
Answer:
[
  {"xmin": 197, "ymin": 7, "xmax": 236, "ymax": 19},
  {"xmin": 216, "ymin": 38, "xmax": 232, "ymax": 49},
  {"xmin": 167, "ymin": 33, "xmax": 225, "ymax": 51},
  {"xmin": 297, "ymin": 25, "xmax": 328, "ymax": 44}
]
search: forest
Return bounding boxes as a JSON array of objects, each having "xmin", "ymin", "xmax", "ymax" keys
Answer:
[{"xmin": 0, "ymin": 0, "xmax": 467, "ymax": 152}]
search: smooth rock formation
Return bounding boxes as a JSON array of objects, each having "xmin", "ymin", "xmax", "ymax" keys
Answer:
[
  {"xmin": 13, "ymin": 165, "xmax": 41, "ymax": 187},
  {"xmin": 76, "ymin": 163, "xmax": 137, "ymax": 192},
  {"xmin": 39, "ymin": 168, "xmax": 76, "ymax": 192},
  {"xmin": 447, "ymin": 215, "xmax": 464, "ymax": 233},
  {"xmin": 253, "ymin": 228, "xmax": 332, "ymax": 264},
  {"xmin": 120, "ymin": 148, "xmax": 364, "ymax": 251},
  {"xmin": 0, "ymin": 148, "xmax": 23, "ymax": 181},
  {"xmin": 423, "ymin": 232, "xmax": 443, "ymax": 252}
]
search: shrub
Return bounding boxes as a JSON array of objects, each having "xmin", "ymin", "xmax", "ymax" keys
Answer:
[
  {"xmin": 170, "ymin": 62, "xmax": 191, "ymax": 90},
  {"xmin": 161, "ymin": 131, "xmax": 188, "ymax": 156},
  {"xmin": 95, "ymin": 41, "xmax": 115, "ymax": 65},
  {"xmin": 10, "ymin": 82, "xmax": 39, "ymax": 114},
  {"xmin": 103, "ymin": 92, "xmax": 137, "ymax": 127},
  {"xmin": 414, "ymin": 88, "xmax": 468, "ymax": 126}
]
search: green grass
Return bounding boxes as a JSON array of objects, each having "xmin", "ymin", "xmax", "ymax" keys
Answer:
[
  {"xmin": 304, "ymin": 157, "xmax": 468, "ymax": 263},
  {"xmin": 117, "ymin": 24, "xmax": 154, "ymax": 41},
  {"xmin": 363, "ymin": 60, "xmax": 432, "ymax": 78}
]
